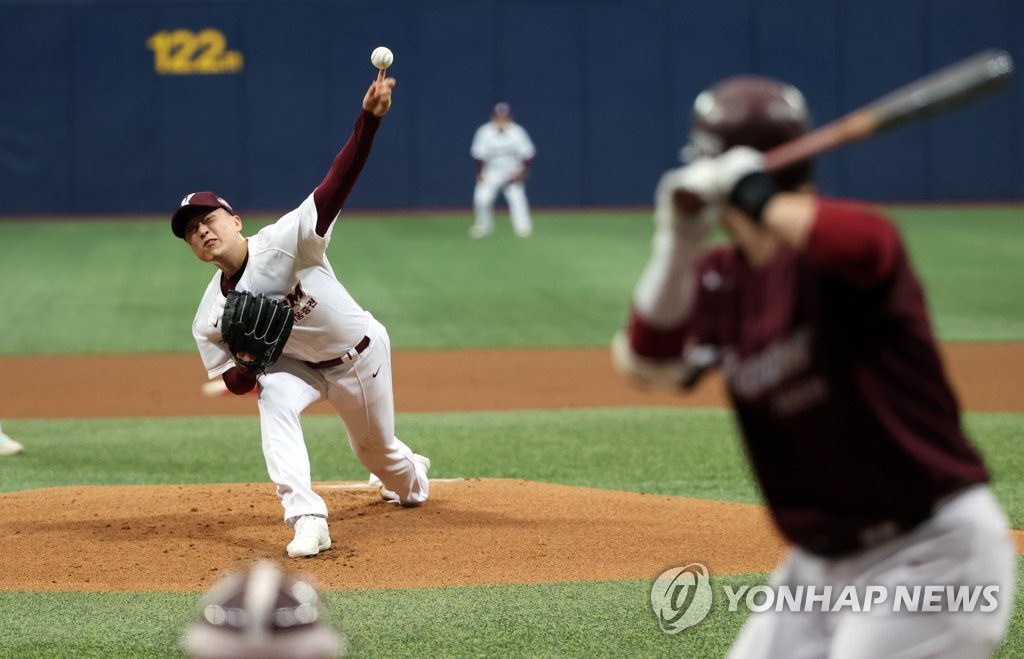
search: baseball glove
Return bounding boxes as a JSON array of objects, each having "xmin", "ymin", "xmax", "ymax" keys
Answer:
[{"xmin": 220, "ymin": 290, "xmax": 295, "ymax": 374}]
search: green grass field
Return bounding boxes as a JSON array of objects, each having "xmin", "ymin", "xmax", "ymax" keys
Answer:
[
  {"xmin": 1, "ymin": 207, "xmax": 1023, "ymax": 354},
  {"xmin": 1, "ymin": 206, "xmax": 1022, "ymax": 657}
]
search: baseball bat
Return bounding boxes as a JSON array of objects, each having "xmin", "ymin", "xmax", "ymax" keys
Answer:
[{"xmin": 763, "ymin": 48, "xmax": 1014, "ymax": 172}]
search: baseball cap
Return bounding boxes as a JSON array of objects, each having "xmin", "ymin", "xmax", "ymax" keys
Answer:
[
  {"xmin": 492, "ymin": 102, "xmax": 511, "ymax": 117},
  {"xmin": 171, "ymin": 191, "xmax": 235, "ymax": 239},
  {"xmin": 181, "ymin": 560, "xmax": 344, "ymax": 659}
]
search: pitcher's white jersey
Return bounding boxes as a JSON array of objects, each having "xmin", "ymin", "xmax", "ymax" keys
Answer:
[
  {"xmin": 193, "ymin": 193, "xmax": 369, "ymax": 378},
  {"xmin": 471, "ymin": 121, "xmax": 535, "ymax": 179}
]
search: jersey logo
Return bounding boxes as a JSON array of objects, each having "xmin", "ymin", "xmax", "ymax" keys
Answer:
[
  {"xmin": 283, "ymin": 282, "xmax": 306, "ymax": 309},
  {"xmin": 722, "ymin": 327, "xmax": 813, "ymax": 400},
  {"xmin": 284, "ymin": 282, "xmax": 318, "ymax": 323}
]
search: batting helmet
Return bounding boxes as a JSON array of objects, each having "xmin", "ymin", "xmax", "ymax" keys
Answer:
[
  {"xmin": 682, "ymin": 75, "xmax": 813, "ymax": 190},
  {"xmin": 181, "ymin": 560, "xmax": 344, "ymax": 659}
]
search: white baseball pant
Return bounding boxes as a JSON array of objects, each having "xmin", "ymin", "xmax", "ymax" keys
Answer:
[
  {"xmin": 727, "ymin": 484, "xmax": 1015, "ymax": 659},
  {"xmin": 255, "ymin": 317, "xmax": 428, "ymax": 524},
  {"xmin": 473, "ymin": 170, "xmax": 532, "ymax": 236}
]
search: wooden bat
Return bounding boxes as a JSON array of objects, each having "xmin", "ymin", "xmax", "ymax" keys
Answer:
[{"xmin": 764, "ymin": 48, "xmax": 1014, "ymax": 172}]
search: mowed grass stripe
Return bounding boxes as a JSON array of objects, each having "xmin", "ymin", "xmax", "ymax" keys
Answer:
[
  {"xmin": 0, "ymin": 207, "xmax": 1022, "ymax": 354},
  {"xmin": 2, "ymin": 566, "xmax": 1022, "ymax": 658},
  {"xmin": 2, "ymin": 409, "xmax": 1022, "ymax": 527}
]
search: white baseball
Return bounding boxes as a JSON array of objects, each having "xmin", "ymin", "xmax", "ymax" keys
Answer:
[
  {"xmin": 370, "ymin": 46, "xmax": 394, "ymax": 70},
  {"xmin": 201, "ymin": 379, "xmax": 228, "ymax": 397}
]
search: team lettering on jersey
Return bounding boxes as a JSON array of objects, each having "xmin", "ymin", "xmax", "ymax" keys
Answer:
[
  {"xmin": 284, "ymin": 282, "xmax": 318, "ymax": 323},
  {"xmin": 721, "ymin": 327, "xmax": 831, "ymax": 415}
]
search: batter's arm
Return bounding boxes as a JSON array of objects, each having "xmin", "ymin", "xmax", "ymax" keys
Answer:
[{"xmin": 613, "ymin": 163, "xmax": 723, "ymax": 389}]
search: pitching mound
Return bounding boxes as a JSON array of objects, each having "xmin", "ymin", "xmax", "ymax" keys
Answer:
[{"xmin": 0, "ymin": 478, "xmax": 787, "ymax": 592}]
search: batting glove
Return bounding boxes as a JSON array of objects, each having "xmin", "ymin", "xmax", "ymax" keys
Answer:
[{"xmin": 716, "ymin": 146, "xmax": 779, "ymax": 223}]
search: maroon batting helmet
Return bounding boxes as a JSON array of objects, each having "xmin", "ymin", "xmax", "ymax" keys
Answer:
[{"xmin": 682, "ymin": 75, "xmax": 813, "ymax": 190}]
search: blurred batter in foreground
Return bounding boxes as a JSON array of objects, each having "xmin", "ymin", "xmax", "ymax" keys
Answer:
[{"xmin": 613, "ymin": 75, "xmax": 1015, "ymax": 658}]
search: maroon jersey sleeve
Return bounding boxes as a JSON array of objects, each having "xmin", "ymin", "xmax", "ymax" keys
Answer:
[
  {"xmin": 803, "ymin": 199, "xmax": 901, "ymax": 287},
  {"xmin": 312, "ymin": 110, "xmax": 381, "ymax": 237},
  {"xmin": 627, "ymin": 247, "xmax": 738, "ymax": 360},
  {"xmin": 626, "ymin": 247, "xmax": 738, "ymax": 388},
  {"xmin": 626, "ymin": 309, "xmax": 688, "ymax": 360}
]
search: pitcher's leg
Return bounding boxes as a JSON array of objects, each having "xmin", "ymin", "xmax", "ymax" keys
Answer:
[
  {"xmin": 327, "ymin": 324, "xmax": 429, "ymax": 506},
  {"xmin": 257, "ymin": 361, "xmax": 328, "ymax": 522},
  {"xmin": 504, "ymin": 182, "xmax": 532, "ymax": 237}
]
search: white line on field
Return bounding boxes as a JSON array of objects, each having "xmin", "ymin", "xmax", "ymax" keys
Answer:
[{"xmin": 319, "ymin": 477, "xmax": 464, "ymax": 490}]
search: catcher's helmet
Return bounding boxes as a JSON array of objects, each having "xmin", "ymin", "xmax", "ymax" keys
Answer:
[
  {"xmin": 682, "ymin": 75, "xmax": 813, "ymax": 190},
  {"xmin": 181, "ymin": 560, "xmax": 344, "ymax": 659}
]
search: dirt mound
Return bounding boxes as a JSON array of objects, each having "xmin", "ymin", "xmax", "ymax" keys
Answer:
[{"xmin": 0, "ymin": 479, "xmax": 786, "ymax": 592}]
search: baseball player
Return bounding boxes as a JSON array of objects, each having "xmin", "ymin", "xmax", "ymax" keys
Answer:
[
  {"xmin": 0, "ymin": 420, "xmax": 24, "ymax": 456},
  {"xmin": 172, "ymin": 70, "xmax": 429, "ymax": 559},
  {"xmin": 612, "ymin": 76, "xmax": 1015, "ymax": 657},
  {"xmin": 469, "ymin": 102, "xmax": 536, "ymax": 238},
  {"xmin": 182, "ymin": 559, "xmax": 343, "ymax": 658}
]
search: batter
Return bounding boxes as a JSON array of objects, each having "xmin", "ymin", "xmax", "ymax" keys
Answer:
[
  {"xmin": 614, "ymin": 76, "xmax": 1014, "ymax": 658},
  {"xmin": 171, "ymin": 70, "xmax": 429, "ymax": 558}
]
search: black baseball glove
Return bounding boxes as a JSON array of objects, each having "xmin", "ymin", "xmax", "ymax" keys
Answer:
[{"xmin": 220, "ymin": 290, "xmax": 295, "ymax": 374}]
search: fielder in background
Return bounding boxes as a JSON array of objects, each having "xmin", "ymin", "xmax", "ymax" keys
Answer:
[
  {"xmin": 470, "ymin": 102, "xmax": 536, "ymax": 238},
  {"xmin": 171, "ymin": 69, "xmax": 430, "ymax": 559},
  {"xmin": 0, "ymin": 420, "xmax": 24, "ymax": 456},
  {"xmin": 612, "ymin": 76, "xmax": 1015, "ymax": 658}
]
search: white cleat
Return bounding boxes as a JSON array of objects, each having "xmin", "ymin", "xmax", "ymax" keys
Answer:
[
  {"xmin": 0, "ymin": 424, "xmax": 23, "ymax": 456},
  {"xmin": 369, "ymin": 453, "xmax": 431, "ymax": 505},
  {"xmin": 286, "ymin": 515, "xmax": 331, "ymax": 558},
  {"xmin": 468, "ymin": 225, "xmax": 492, "ymax": 239}
]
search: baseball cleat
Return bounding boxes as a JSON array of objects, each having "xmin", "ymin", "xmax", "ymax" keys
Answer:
[
  {"xmin": 369, "ymin": 453, "xmax": 431, "ymax": 504},
  {"xmin": 0, "ymin": 425, "xmax": 23, "ymax": 456},
  {"xmin": 286, "ymin": 515, "xmax": 331, "ymax": 558},
  {"xmin": 468, "ymin": 225, "xmax": 492, "ymax": 239}
]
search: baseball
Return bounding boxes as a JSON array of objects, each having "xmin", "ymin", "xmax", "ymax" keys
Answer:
[
  {"xmin": 201, "ymin": 379, "xmax": 229, "ymax": 397},
  {"xmin": 370, "ymin": 46, "xmax": 394, "ymax": 70}
]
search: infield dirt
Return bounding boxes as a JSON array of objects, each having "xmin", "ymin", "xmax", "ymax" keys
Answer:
[{"xmin": 0, "ymin": 343, "xmax": 1021, "ymax": 591}]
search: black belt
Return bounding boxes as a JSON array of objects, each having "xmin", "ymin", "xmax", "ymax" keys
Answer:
[{"xmin": 304, "ymin": 336, "xmax": 370, "ymax": 369}]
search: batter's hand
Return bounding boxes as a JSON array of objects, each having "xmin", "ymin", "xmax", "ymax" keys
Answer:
[
  {"xmin": 655, "ymin": 163, "xmax": 721, "ymax": 242},
  {"xmin": 363, "ymin": 70, "xmax": 395, "ymax": 117}
]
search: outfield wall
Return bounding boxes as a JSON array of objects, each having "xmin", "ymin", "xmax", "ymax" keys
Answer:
[{"xmin": 0, "ymin": 0, "xmax": 1020, "ymax": 215}]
